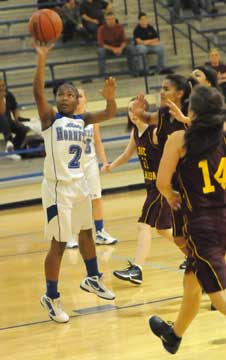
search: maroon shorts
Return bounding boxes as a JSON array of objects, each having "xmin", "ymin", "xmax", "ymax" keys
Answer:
[
  {"xmin": 171, "ymin": 209, "xmax": 186, "ymax": 238},
  {"xmin": 185, "ymin": 228, "xmax": 226, "ymax": 293},
  {"xmin": 138, "ymin": 188, "xmax": 172, "ymax": 229}
]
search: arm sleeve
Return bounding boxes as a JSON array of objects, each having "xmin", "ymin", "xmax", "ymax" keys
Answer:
[
  {"xmin": 120, "ymin": 26, "xmax": 127, "ymax": 43},
  {"xmin": 97, "ymin": 25, "xmax": 104, "ymax": 47},
  {"xmin": 101, "ymin": 1, "xmax": 108, "ymax": 9},
  {"xmin": 79, "ymin": 2, "xmax": 86, "ymax": 16},
  {"xmin": 133, "ymin": 26, "xmax": 139, "ymax": 41},
  {"xmin": 150, "ymin": 25, "xmax": 158, "ymax": 38},
  {"xmin": 7, "ymin": 92, "xmax": 18, "ymax": 111}
]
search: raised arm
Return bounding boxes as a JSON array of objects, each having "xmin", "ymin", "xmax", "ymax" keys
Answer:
[
  {"xmin": 132, "ymin": 94, "xmax": 158, "ymax": 125},
  {"xmin": 93, "ymin": 123, "xmax": 108, "ymax": 167},
  {"xmin": 157, "ymin": 130, "xmax": 185, "ymax": 210},
  {"xmin": 33, "ymin": 42, "xmax": 56, "ymax": 131},
  {"xmin": 104, "ymin": 130, "xmax": 136, "ymax": 172},
  {"xmin": 83, "ymin": 77, "xmax": 117, "ymax": 125},
  {"xmin": 166, "ymin": 100, "xmax": 191, "ymax": 125}
]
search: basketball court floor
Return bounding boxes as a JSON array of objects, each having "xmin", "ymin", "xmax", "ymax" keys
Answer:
[{"xmin": 1, "ymin": 186, "xmax": 226, "ymax": 360}]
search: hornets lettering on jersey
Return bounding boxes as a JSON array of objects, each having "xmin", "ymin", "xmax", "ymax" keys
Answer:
[{"xmin": 42, "ymin": 113, "xmax": 87, "ymax": 182}]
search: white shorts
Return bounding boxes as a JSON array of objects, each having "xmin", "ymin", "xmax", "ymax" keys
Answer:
[
  {"xmin": 84, "ymin": 157, "xmax": 102, "ymax": 200},
  {"xmin": 42, "ymin": 178, "xmax": 92, "ymax": 242}
]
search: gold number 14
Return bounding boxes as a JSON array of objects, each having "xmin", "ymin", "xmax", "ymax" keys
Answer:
[{"xmin": 198, "ymin": 157, "xmax": 226, "ymax": 194}]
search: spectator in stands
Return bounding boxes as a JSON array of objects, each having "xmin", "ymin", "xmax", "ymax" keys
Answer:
[
  {"xmin": 0, "ymin": 79, "xmax": 29, "ymax": 158},
  {"xmin": 172, "ymin": 0, "xmax": 201, "ymax": 22},
  {"xmin": 59, "ymin": 0, "xmax": 91, "ymax": 43},
  {"xmin": 201, "ymin": 0, "xmax": 218, "ymax": 14},
  {"xmin": 97, "ymin": 12, "xmax": 138, "ymax": 77},
  {"xmin": 133, "ymin": 12, "xmax": 173, "ymax": 75},
  {"xmin": 80, "ymin": 0, "xmax": 111, "ymax": 40},
  {"xmin": 205, "ymin": 48, "xmax": 226, "ymax": 84},
  {"xmin": 205, "ymin": 48, "xmax": 226, "ymax": 101}
]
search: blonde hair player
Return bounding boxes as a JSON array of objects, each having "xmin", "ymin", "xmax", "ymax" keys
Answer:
[{"xmin": 67, "ymin": 87, "xmax": 117, "ymax": 248}]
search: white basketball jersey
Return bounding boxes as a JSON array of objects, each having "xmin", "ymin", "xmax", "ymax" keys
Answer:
[
  {"xmin": 42, "ymin": 113, "xmax": 86, "ymax": 182},
  {"xmin": 84, "ymin": 124, "xmax": 96, "ymax": 163}
]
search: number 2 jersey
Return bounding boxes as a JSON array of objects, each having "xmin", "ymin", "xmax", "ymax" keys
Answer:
[
  {"xmin": 177, "ymin": 135, "xmax": 226, "ymax": 231},
  {"xmin": 42, "ymin": 113, "xmax": 86, "ymax": 182}
]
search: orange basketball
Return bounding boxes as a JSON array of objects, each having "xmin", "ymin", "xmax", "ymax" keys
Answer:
[{"xmin": 29, "ymin": 9, "xmax": 63, "ymax": 42}]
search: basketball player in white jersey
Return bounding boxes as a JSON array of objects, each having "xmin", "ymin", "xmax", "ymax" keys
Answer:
[
  {"xmin": 67, "ymin": 87, "xmax": 117, "ymax": 248},
  {"xmin": 33, "ymin": 42, "xmax": 117, "ymax": 323}
]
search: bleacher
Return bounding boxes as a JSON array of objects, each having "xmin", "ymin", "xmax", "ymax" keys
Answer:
[{"xmin": 1, "ymin": 0, "xmax": 226, "ymax": 193}]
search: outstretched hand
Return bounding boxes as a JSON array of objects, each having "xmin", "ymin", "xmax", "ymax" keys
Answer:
[
  {"xmin": 33, "ymin": 39, "xmax": 55, "ymax": 57},
  {"xmin": 131, "ymin": 93, "xmax": 146, "ymax": 118},
  {"xmin": 100, "ymin": 77, "xmax": 116, "ymax": 101},
  {"xmin": 166, "ymin": 99, "xmax": 190, "ymax": 125}
]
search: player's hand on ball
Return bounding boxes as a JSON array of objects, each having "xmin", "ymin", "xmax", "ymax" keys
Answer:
[{"xmin": 33, "ymin": 40, "xmax": 55, "ymax": 56}]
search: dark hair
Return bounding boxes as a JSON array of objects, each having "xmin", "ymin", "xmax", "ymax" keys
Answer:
[
  {"xmin": 185, "ymin": 85, "xmax": 226, "ymax": 159},
  {"xmin": 165, "ymin": 74, "xmax": 191, "ymax": 105},
  {"xmin": 194, "ymin": 66, "xmax": 218, "ymax": 88},
  {"xmin": 138, "ymin": 12, "xmax": 147, "ymax": 19},
  {"xmin": 187, "ymin": 75, "xmax": 199, "ymax": 89},
  {"xmin": 53, "ymin": 80, "xmax": 77, "ymax": 97},
  {"xmin": 127, "ymin": 97, "xmax": 149, "ymax": 131}
]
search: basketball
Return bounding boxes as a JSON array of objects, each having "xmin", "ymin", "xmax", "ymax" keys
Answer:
[{"xmin": 29, "ymin": 9, "xmax": 63, "ymax": 42}]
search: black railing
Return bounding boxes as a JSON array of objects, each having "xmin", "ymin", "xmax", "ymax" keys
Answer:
[
  {"xmin": 0, "ymin": 54, "xmax": 153, "ymax": 107},
  {"xmin": 152, "ymin": 0, "xmax": 226, "ymax": 68}
]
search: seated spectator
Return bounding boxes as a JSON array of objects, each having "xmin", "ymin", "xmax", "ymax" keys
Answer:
[
  {"xmin": 205, "ymin": 48, "xmax": 226, "ymax": 84},
  {"xmin": 97, "ymin": 12, "xmax": 138, "ymax": 77},
  {"xmin": 80, "ymin": 0, "xmax": 111, "ymax": 40},
  {"xmin": 201, "ymin": 0, "xmax": 218, "ymax": 14},
  {"xmin": 172, "ymin": 0, "xmax": 201, "ymax": 22},
  {"xmin": 133, "ymin": 12, "xmax": 173, "ymax": 75},
  {"xmin": 0, "ymin": 79, "xmax": 30, "ymax": 159},
  {"xmin": 205, "ymin": 48, "xmax": 226, "ymax": 101},
  {"xmin": 59, "ymin": 0, "xmax": 91, "ymax": 42}
]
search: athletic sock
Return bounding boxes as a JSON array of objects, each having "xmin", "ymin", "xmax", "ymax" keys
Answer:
[
  {"xmin": 84, "ymin": 256, "xmax": 101, "ymax": 277},
  {"xmin": 46, "ymin": 280, "xmax": 59, "ymax": 299},
  {"xmin": 95, "ymin": 220, "xmax": 104, "ymax": 232}
]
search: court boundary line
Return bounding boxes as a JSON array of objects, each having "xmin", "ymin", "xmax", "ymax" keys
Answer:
[
  {"xmin": 0, "ymin": 295, "xmax": 182, "ymax": 332},
  {"xmin": 0, "ymin": 236, "xmax": 164, "ymax": 259},
  {"xmin": 0, "ymin": 184, "xmax": 145, "ymax": 210}
]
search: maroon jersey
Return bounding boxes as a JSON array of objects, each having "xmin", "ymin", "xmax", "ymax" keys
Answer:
[
  {"xmin": 133, "ymin": 125, "xmax": 160, "ymax": 189},
  {"xmin": 177, "ymin": 136, "xmax": 226, "ymax": 231},
  {"xmin": 157, "ymin": 107, "xmax": 187, "ymax": 154}
]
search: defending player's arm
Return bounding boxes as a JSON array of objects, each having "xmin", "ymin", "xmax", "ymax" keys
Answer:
[
  {"xmin": 105, "ymin": 130, "xmax": 137, "ymax": 171},
  {"xmin": 157, "ymin": 131, "xmax": 185, "ymax": 210},
  {"xmin": 93, "ymin": 123, "xmax": 108, "ymax": 167},
  {"xmin": 83, "ymin": 77, "xmax": 117, "ymax": 125},
  {"xmin": 33, "ymin": 42, "xmax": 55, "ymax": 131},
  {"xmin": 166, "ymin": 99, "xmax": 191, "ymax": 125},
  {"xmin": 132, "ymin": 94, "xmax": 158, "ymax": 125}
]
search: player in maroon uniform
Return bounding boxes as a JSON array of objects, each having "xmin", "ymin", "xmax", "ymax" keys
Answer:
[
  {"xmin": 103, "ymin": 97, "xmax": 172, "ymax": 284},
  {"xmin": 149, "ymin": 85, "xmax": 226, "ymax": 354},
  {"xmin": 132, "ymin": 75, "xmax": 192, "ymax": 268}
]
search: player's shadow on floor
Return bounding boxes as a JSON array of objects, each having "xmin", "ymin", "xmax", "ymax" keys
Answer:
[{"xmin": 211, "ymin": 338, "xmax": 226, "ymax": 345}]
